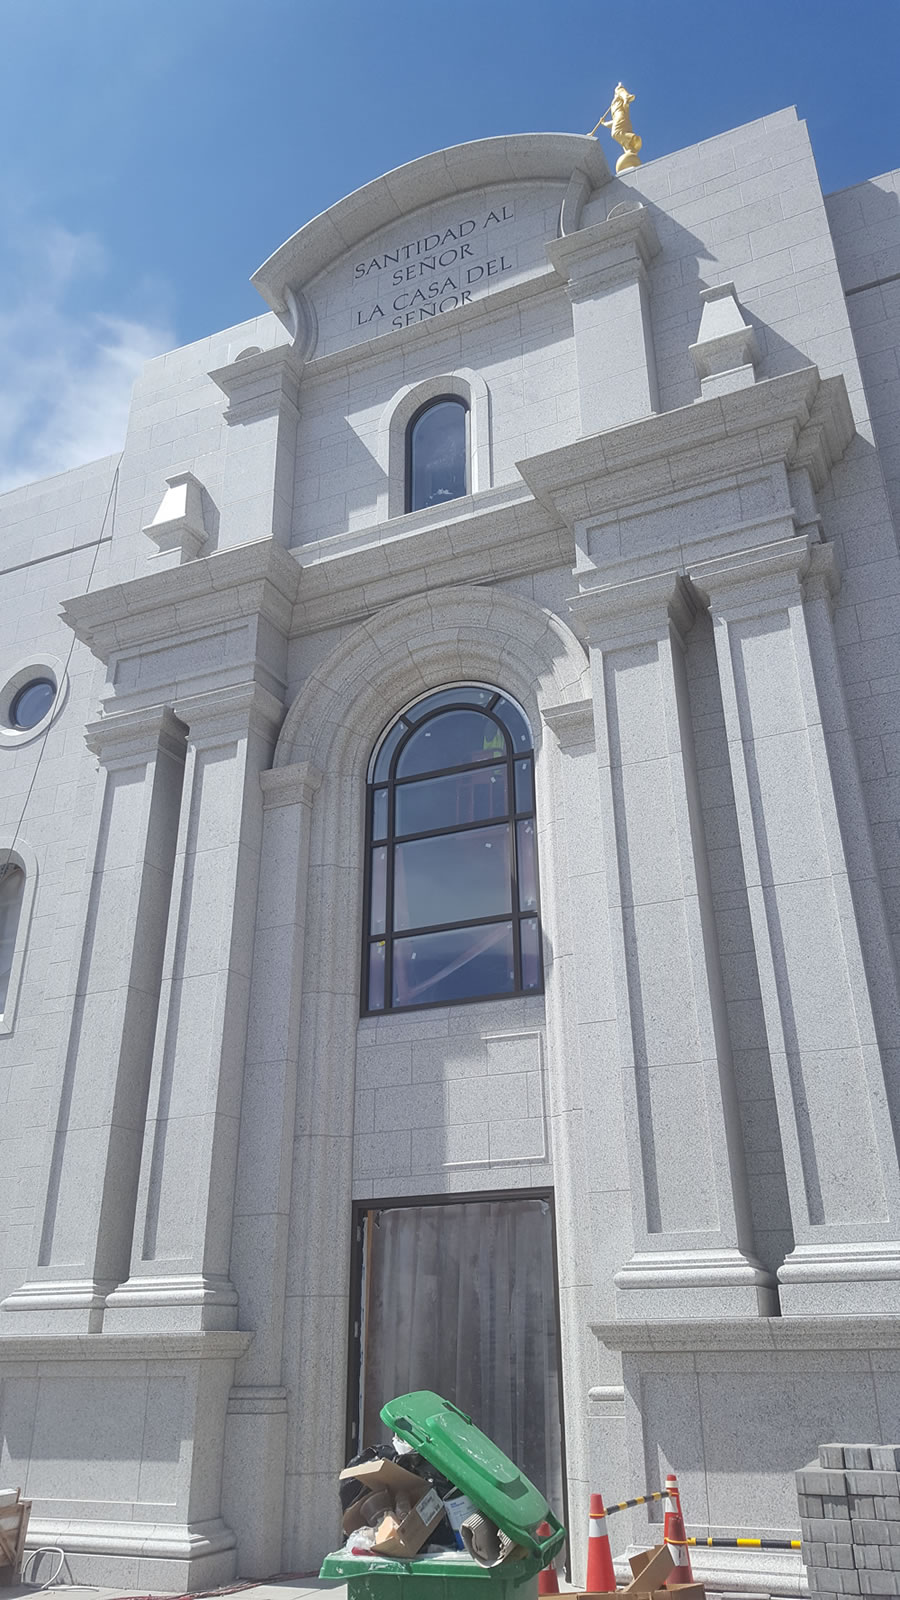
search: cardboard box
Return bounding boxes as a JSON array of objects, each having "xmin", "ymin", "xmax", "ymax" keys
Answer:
[
  {"xmin": 574, "ymin": 1541, "xmax": 705, "ymax": 1600},
  {"xmin": 339, "ymin": 1458, "xmax": 446, "ymax": 1558}
]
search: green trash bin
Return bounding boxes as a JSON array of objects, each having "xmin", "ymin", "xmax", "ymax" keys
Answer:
[{"xmin": 319, "ymin": 1390, "xmax": 565, "ymax": 1600}]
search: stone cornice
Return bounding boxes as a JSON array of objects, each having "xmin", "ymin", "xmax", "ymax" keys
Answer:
[
  {"xmin": 84, "ymin": 703, "xmax": 187, "ymax": 762},
  {"xmin": 62, "ymin": 538, "xmax": 302, "ymax": 662},
  {"xmin": 517, "ymin": 368, "xmax": 854, "ymax": 526},
  {"xmin": 546, "ymin": 204, "xmax": 660, "ymax": 299},
  {"xmin": 208, "ymin": 343, "xmax": 303, "ymax": 425},
  {"xmin": 251, "ymin": 133, "xmax": 611, "ymax": 319},
  {"xmin": 0, "ymin": 1331, "xmax": 251, "ymax": 1362},
  {"xmin": 291, "ymin": 486, "xmax": 573, "ymax": 634},
  {"xmin": 570, "ymin": 569, "xmax": 695, "ymax": 647},
  {"xmin": 593, "ymin": 1315, "xmax": 900, "ymax": 1352}
]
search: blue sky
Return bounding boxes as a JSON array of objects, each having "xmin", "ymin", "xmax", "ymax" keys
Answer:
[{"xmin": 1, "ymin": 0, "xmax": 899, "ymax": 490}]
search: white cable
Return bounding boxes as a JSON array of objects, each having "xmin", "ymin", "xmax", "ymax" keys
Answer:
[{"xmin": 21, "ymin": 1545, "xmax": 66, "ymax": 1588}]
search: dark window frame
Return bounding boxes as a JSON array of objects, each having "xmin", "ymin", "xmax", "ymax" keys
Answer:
[
  {"xmin": 361, "ymin": 687, "xmax": 543, "ymax": 1015},
  {"xmin": 405, "ymin": 395, "xmax": 470, "ymax": 514}
]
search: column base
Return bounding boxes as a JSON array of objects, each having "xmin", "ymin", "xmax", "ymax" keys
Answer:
[
  {"xmin": 1, "ymin": 1277, "xmax": 118, "ymax": 1333},
  {"xmin": 24, "ymin": 1515, "xmax": 236, "ymax": 1592},
  {"xmin": 614, "ymin": 1248, "xmax": 779, "ymax": 1317},
  {"xmin": 103, "ymin": 1273, "xmax": 238, "ymax": 1332},
  {"xmin": 778, "ymin": 1240, "xmax": 900, "ymax": 1314}
]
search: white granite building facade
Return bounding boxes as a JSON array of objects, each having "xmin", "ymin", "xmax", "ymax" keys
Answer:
[{"xmin": 1, "ymin": 106, "xmax": 900, "ymax": 1593}]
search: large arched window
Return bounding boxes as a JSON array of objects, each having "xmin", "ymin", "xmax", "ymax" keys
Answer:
[
  {"xmin": 363, "ymin": 686, "xmax": 542, "ymax": 1012},
  {"xmin": 406, "ymin": 398, "xmax": 468, "ymax": 513}
]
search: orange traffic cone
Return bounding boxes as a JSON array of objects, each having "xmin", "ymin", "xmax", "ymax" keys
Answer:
[
  {"xmin": 536, "ymin": 1522, "xmax": 560, "ymax": 1596},
  {"xmin": 586, "ymin": 1493, "xmax": 617, "ymax": 1593},
  {"xmin": 663, "ymin": 1473, "xmax": 694, "ymax": 1587}
]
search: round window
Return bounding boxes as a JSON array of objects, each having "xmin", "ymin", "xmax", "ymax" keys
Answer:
[{"xmin": 9, "ymin": 678, "xmax": 55, "ymax": 730}]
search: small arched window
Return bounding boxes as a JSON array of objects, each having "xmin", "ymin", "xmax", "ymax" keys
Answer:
[
  {"xmin": 406, "ymin": 398, "xmax": 468, "ymax": 513},
  {"xmin": 0, "ymin": 862, "xmax": 25, "ymax": 1017},
  {"xmin": 363, "ymin": 686, "xmax": 542, "ymax": 1012}
]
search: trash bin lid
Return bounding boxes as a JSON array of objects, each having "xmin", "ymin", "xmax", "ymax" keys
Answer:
[{"xmin": 380, "ymin": 1391, "xmax": 563, "ymax": 1558}]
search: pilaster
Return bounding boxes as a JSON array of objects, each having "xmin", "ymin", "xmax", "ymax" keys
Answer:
[
  {"xmin": 208, "ymin": 346, "xmax": 303, "ymax": 549},
  {"xmin": 690, "ymin": 536, "xmax": 900, "ymax": 1314},
  {"xmin": 2, "ymin": 708, "xmax": 187, "ymax": 1332},
  {"xmin": 104, "ymin": 682, "xmax": 284, "ymax": 1333},
  {"xmin": 572, "ymin": 571, "xmax": 776, "ymax": 1317},
  {"xmin": 221, "ymin": 760, "xmax": 322, "ymax": 1578}
]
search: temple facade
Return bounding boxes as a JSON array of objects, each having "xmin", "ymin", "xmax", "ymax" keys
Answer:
[{"xmin": 1, "ymin": 106, "xmax": 900, "ymax": 1594}]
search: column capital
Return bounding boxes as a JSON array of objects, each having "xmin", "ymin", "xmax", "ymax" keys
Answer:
[
  {"xmin": 569, "ymin": 570, "xmax": 695, "ymax": 649},
  {"xmin": 260, "ymin": 761, "xmax": 324, "ymax": 809},
  {"xmin": 85, "ymin": 704, "xmax": 187, "ymax": 764},
  {"xmin": 546, "ymin": 205, "xmax": 660, "ymax": 301},
  {"xmin": 689, "ymin": 535, "xmax": 829, "ymax": 618},
  {"xmin": 174, "ymin": 680, "xmax": 284, "ymax": 746}
]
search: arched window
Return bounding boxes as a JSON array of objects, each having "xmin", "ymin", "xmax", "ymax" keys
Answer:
[
  {"xmin": 0, "ymin": 861, "xmax": 25, "ymax": 1017},
  {"xmin": 406, "ymin": 398, "xmax": 468, "ymax": 513},
  {"xmin": 363, "ymin": 686, "xmax": 542, "ymax": 1012}
]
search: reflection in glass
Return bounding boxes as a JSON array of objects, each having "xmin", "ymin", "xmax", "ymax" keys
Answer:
[
  {"xmin": 396, "ymin": 768, "xmax": 507, "ymax": 837},
  {"xmin": 0, "ymin": 864, "xmax": 24, "ymax": 1013},
  {"xmin": 394, "ymin": 826, "xmax": 511, "ymax": 931},
  {"xmin": 393, "ymin": 923, "xmax": 515, "ymax": 1007},
  {"xmin": 10, "ymin": 679, "xmax": 54, "ymax": 731},
  {"xmin": 493, "ymin": 696, "xmax": 532, "ymax": 752},
  {"xmin": 408, "ymin": 400, "xmax": 468, "ymax": 513},
  {"xmin": 372, "ymin": 788, "xmax": 388, "ymax": 841},
  {"xmin": 514, "ymin": 759, "xmax": 533, "ymax": 814},
  {"xmin": 368, "ymin": 942, "xmax": 386, "ymax": 1010},
  {"xmin": 372, "ymin": 719, "xmax": 407, "ymax": 783},
  {"xmin": 370, "ymin": 847, "xmax": 387, "ymax": 934},
  {"xmin": 520, "ymin": 918, "xmax": 541, "ymax": 990},
  {"xmin": 364, "ymin": 686, "xmax": 542, "ymax": 1012},
  {"xmin": 516, "ymin": 820, "xmax": 538, "ymax": 912},
  {"xmin": 404, "ymin": 686, "xmax": 492, "ymax": 721},
  {"xmin": 396, "ymin": 710, "xmax": 505, "ymax": 778}
]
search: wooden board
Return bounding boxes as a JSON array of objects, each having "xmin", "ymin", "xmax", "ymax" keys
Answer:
[{"xmin": 0, "ymin": 1493, "xmax": 31, "ymax": 1585}]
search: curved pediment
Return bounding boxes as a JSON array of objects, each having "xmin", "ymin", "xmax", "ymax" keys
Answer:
[{"xmin": 251, "ymin": 133, "xmax": 611, "ymax": 357}]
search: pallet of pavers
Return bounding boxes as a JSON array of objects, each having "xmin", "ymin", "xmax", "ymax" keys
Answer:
[
  {"xmin": 0, "ymin": 1488, "xmax": 31, "ymax": 1584},
  {"xmin": 577, "ymin": 1540, "xmax": 705, "ymax": 1600}
]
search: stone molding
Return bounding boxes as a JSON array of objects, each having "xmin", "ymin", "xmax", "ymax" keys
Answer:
[
  {"xmin": 62, "ymin": 538, "xmax": 301, "ymax": 663},
  {"xmin": 259, "ymin": 761, "xmax": 323, "ymax": 809},
  {"xmin": 0, "ymin": 1331, "xmax": 250, "ymax": 1360},
  {"xmin": 173, "ymin": 680, "xmax": 284, "ymax": 746},
  {"xmin": 292, "ymin": 485, "xmax": 572, "ymax": 634},
  {"xmin": 251, "ymin": 132, "xmax": 611, "ymax": 319},
  {"xmin": 593, "ymin": 1316, "xmax": 900, "ymax": 1352},
  {"xmin": 103, "ymin": 1273, "xmax": 239, "ymax": 1316},
  {"xmin": 569, "ymin": 569, "xmax": 695, "ymax": 648},
  {"xmin": 227, "ymin": 1385, "xmax": 287, "ymax": 1415},
  {"xmin": 546, "ymin": 205, "xmax": 661, "ymax": 300},
  {"xmin": 518, "ymin": 367, "xmax": 855, "ymax": 527},
  {"xmin": 689, "ymin": 534, "xmax": 839, "ymax": 619},
  {"xmin": 613, "ymin": 1247, "xmax": 778, "ymax": 1294},
  {"xmin": 24, "ymin": 1516, "xmax": 236, "ymax": 1562},
  {"xmin": 380, "ymin": 368, "xmax": 493, "ymax": 515},
  {"xmin": 208, "ymin": 344, "xmax": 303, "ymax": 425},
  {"xmin": 541, "ymin": 695, "xmax": 595, "ymax": 748},
  {"xmin": 274, "ymin": 582, "xmax": 590, "ymax": 770},
  {"xmin": 84, "ymin": 704, "xmax": 187, "ymax": 763}
]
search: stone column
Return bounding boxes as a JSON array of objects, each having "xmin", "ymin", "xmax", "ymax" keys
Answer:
[
  {"xmin": 104, "ymin": 682, "xmax": 283, "ymax": 1331},
  {"xmin": 221, "ymin": 760, "xmax": 321, "ymax": 1579},
  {"xmin": 546, "ymin": 207, "xmax": 660, "ymax": 436},
  {"xmin": 691, "ymin": 537, "xmax": 900, "ymax": 1314},
  {"xmin": 2, "ymin": 708, "xmax": 186, "ymax": 1331},
  {"xmin": 573, "ymin": 572, "xmax": 776, "ymax": 1317}
]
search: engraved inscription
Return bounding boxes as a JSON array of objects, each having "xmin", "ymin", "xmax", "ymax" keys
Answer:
[{"xmin": 351, "ymin": 203, "xmax": 517, "ymax": 333}]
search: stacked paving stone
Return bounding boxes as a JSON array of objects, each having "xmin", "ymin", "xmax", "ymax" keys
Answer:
[{"xmin": 798, "ymin": 1445, "xmax": 900, "ymax": 1599}]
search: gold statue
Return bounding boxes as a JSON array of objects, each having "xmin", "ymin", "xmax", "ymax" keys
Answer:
[{"xmin": 590, "ymin": 83, "xmax": 643, "ymax": 172}]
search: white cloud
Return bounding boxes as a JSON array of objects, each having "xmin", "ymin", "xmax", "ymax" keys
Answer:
[{"xmin": 0, "ymin": 218, "xmax": 174, "ymax": 493}]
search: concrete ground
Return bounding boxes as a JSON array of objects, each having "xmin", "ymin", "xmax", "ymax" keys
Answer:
[{"xmin": 2, "ymin": 1581, "xmax": 347, "ymax": 1600}]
